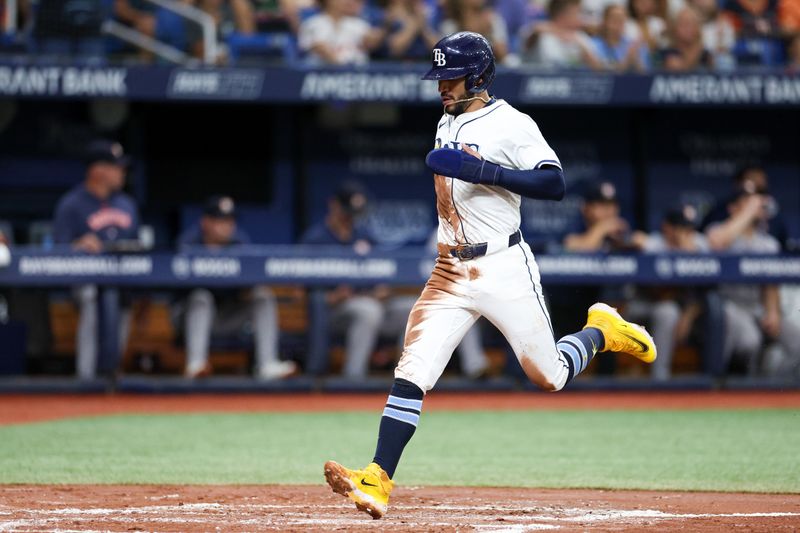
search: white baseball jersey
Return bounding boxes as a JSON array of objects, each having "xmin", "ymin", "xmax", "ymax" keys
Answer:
[
  {"xmin": 432, "ymin": 99, "xmax": 561, "ymax": 245},
  {"xmin": 395, "ymin": 99, "xmax": 570, "ymax": 393}
]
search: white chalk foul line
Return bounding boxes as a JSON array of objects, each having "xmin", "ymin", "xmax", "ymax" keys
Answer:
[
  {"xmin": 569, "ymin": 509, "xmax": 800, "ymax": 521},
  {"xmin": 475, "ymin": 525, "xmax": 559, "ymax": 532},
  {"xmin": 2, "ymin": 501, "xmax": 799, "ymax": 532}
]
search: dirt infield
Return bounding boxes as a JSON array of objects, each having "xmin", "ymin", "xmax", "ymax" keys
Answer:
[
  {"xmin": 1, "ymin": 485, "xmax": 799, "ymax": 532},
  {"xmin": 2, "ymin": 390, "xmax": 800, "ymax": 425},
  {"xmin": 2, "ymin": 391, "xmax": 799, "ymax": 531}
]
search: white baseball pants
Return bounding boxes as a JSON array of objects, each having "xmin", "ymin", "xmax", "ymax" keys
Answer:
[{"xmin": 396, "ymin": 241, "xmax": 570, "ymax": 392}]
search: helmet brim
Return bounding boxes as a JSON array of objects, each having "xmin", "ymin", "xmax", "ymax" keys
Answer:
[{"xmin": 421, "ymin": 67, "xmax": 469, "ymax": 81}]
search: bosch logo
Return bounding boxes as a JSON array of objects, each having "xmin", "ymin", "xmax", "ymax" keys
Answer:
[
  {"xmin": 172, "ymin": 256, "xmax": 191, "ymax": 279},
  {"xmin": 433, "ymin": 49, "xmax": 446, "ymax": 66},
  {"xmin": 655, "ymin": 258, "xmax": 674, "ymax": 279}
]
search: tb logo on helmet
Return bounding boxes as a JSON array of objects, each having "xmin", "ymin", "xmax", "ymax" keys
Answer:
[{"xmin": 422, "ymin": 32, "xmax": 496, "ymax": 95}]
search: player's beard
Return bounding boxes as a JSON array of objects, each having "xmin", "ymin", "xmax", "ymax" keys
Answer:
[
  {"xmin": 444, "ymin": 92, "xmax": 489, "ymax": 116},
  {"xmin": 445, "ymin": 97, "xmax": 471, "ymax": 116}
]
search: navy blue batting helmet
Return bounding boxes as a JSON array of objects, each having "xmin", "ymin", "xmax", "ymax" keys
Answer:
[{"xmin": 421, "ymin": 32, "xmax": 496, "ymax": 94}]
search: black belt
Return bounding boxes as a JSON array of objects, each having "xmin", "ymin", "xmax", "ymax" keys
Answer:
[{"xmin": 449, "ymin": 230, "xmax": 522, "ymax": 261}]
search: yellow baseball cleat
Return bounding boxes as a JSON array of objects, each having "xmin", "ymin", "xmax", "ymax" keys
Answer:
[
  {"xmin": 324, "ymin": 460, "xmax": 394, "ymax": 519},
  {"xmin": 584, "ymin": 302, "xmax": 657, "ymax": 363}
]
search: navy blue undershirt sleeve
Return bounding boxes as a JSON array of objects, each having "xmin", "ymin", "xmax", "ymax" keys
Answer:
[{"xmin": 425, "ymin": 148, "xmax": 565, "ymax": 201}]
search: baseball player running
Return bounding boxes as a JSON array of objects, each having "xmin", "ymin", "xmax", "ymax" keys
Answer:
[{"xmin": 324, "ymin": 31, "xmax": 657, "ymax": 519}]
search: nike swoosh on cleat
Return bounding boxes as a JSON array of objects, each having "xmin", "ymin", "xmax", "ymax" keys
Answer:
[
  {"xmin": 621, "ymin": 332, "xmax": 649, "ymax": 352},
  {"xmin": 360, "ymin": 478, "xmax": 378, "ymax": 487}
]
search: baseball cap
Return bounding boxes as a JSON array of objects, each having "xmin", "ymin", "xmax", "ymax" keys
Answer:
[
  {"xmin": 85, "ymin": 139, "xmax": 130, "ymax": 167},
  {"xmin": 663, "ymin": 204, "xmax": 699, "ymax": 228},
  {"xmin": 204, "ymin": 195, "xmax": 237, "ymax": 218},
  {"xmin": 583, "ymin": 181, "xmax": 618, "ymax": 203},
  {"xmin": 334, "ymin": 181, "xmax": 369, "ymax": 215}
]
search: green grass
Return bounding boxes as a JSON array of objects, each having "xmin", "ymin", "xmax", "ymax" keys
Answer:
[{"xmin": 1, "ymin": 409, "xmax": 798, "ymax": 492}]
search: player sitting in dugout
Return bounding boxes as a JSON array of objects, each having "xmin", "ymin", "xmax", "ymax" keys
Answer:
[
  {"xmin": 176, "ymin": 195, "xmax": 296, "ymax": 380},
  {"xmin": 549, "ymin": 181, "xmax": 646, "ymax": 377},
  {"xmin": 52, "ymin": 139, "xmax": 140, "ymax": 380},
  {"xmin": 706, "ymin": 188, "xmax": 800, "ymax": 377},
  {"xmin": 300, "ymin": 182, "xmax": 388, "ymax": 378},
  {"xmin": 562, "ymin": 180, "xmax": 647, "ymax": 253},
  {"xmin": 625, "ymin": 205, "xmax": 711, "ymax": 381}
]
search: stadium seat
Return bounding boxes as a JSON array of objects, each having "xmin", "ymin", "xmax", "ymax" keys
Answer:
[
  {"xmin": 225, "ymin": 32, "xmax": 298, "ymax": 66},
  {"xmin": 28, "ymin": 0, "xmax": 108, "ymax": 62}
]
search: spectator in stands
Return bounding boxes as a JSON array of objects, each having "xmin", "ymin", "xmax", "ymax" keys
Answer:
[
  {"xmin": 626, "ymin": 205, "xmax": 710, "ymax": 380},
  {"xmin": 345, "ymin": 0, "xmax": 385, "ymax": 25},
  {"xmin": 581, "ymin": 0, "xmax": 612, "ymax": 33},
  {"xmin": 187, "ymin": 0, "xmax": 256, "ymax": 63},
  {"xmin": 701, "ymin": 165, "xmax": 789, "ymax": 250},
  {"xmin": 779, "ymin": 0, "xmax": 800, "ymax": 35},
  {"xmin": 298, "ymin": 0, "xmax": 387, "ymax": 65},
  {"xmin": 519, "ymin": 0, "xmax": 602, "ymax": 69},
  {"xmin": 379, "ymin": 0, "xmax": 440, "ymax": 60},
  {"xmin": 625, "ymin": 0, "xmax": 667, "ymax": 53},
  {"xmin": 494, "ymin": 0, "xmax": 530, "ymax": 40},
  {"xmin": 115, "ymin": 0, "xmax": 158, "ymax": 39},
  {"xmin": 52, "ymin": 140, "xmax": 139, "ymax": 379},
  {"xmin": 33, "ymin": 0, "xmax": 107, "ymax": 58},
  {"xmin": 724, "ymin": 0, "xmax": 783, "ymax": 65},
  {"xmin": 557, "ymin": 181, "xmax": 644, "ymax": 376},
  {"xmin": 440, "ymin": 0, "xmax": 509, "ymax": 62},
  {"xmin": 723, "ymin": 0, "xmax": 780, "ymax": 38},
  {"xmin": 658, "ymin": 6, "xmax": 714, "ymax": 70},
  {"xmin": 788, "ymin": 33, "xmax": 800, "ymax": 71},
  {"xmin": 300, "ymin": 182, "xmax": 386, "ymax": 378},
  {"xmin": 251, "ymin": 0, "xmax": 317, "ymax": 32},
  {"xmin": 592, "ymin": 4, "xmax": 650, "ymax": 71},
  {"xmin": 563, "ymin": 181, "xmax": 647, "ymax": 252},
  {"xmin": 706, "ymin": 190, "xmax": 800, "ymax": 375},
  {"xmin": 2, "ymin": 0, "xmax": 30, "ymax": 34},
  {"xmin": 177, "ymin": 196, "xmax": 296, "ymax": 379},
  {"xmin": 690, "ymin": 0, "xmax": 736, "ymax": 66}
]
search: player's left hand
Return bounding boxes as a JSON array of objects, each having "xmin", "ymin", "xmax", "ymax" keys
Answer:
[{"xmin": 425, "ymin": 147, "xmax": 485, "ymax": 184}]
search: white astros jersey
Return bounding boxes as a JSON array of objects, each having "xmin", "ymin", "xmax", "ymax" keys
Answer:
[{"xmin": 433, "ymin": 99, "xmax": 561, "ymax": 245}]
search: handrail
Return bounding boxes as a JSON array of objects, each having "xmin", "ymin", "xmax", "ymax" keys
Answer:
[
  {"xmin": 144, "ymin": 0, "xmax": 218, "ymax": 65},
  {"xmin": 102, "ymin": 19, "xmax": 191, "ymax": 65}
]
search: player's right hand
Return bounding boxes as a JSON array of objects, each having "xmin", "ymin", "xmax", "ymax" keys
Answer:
[
  {"xmin": 73, "ymin": 233, "xmax": 103, "ymax": 254},
  {"xmin": 598, "ymin": 217, "xmax": 629, "ymax": 239},
  {"xmin": 742, "ymin": 194, "xmax": 769, "ymax": 222}
]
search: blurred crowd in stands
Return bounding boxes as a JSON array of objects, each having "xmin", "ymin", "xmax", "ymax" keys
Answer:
[
  {"xmin": 1, "ymin": 138, "xmax": 798, "ymax": 384},
  {"xmin": 1, "ymin": 0, "xmax": 800, "ymax": 70}
]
